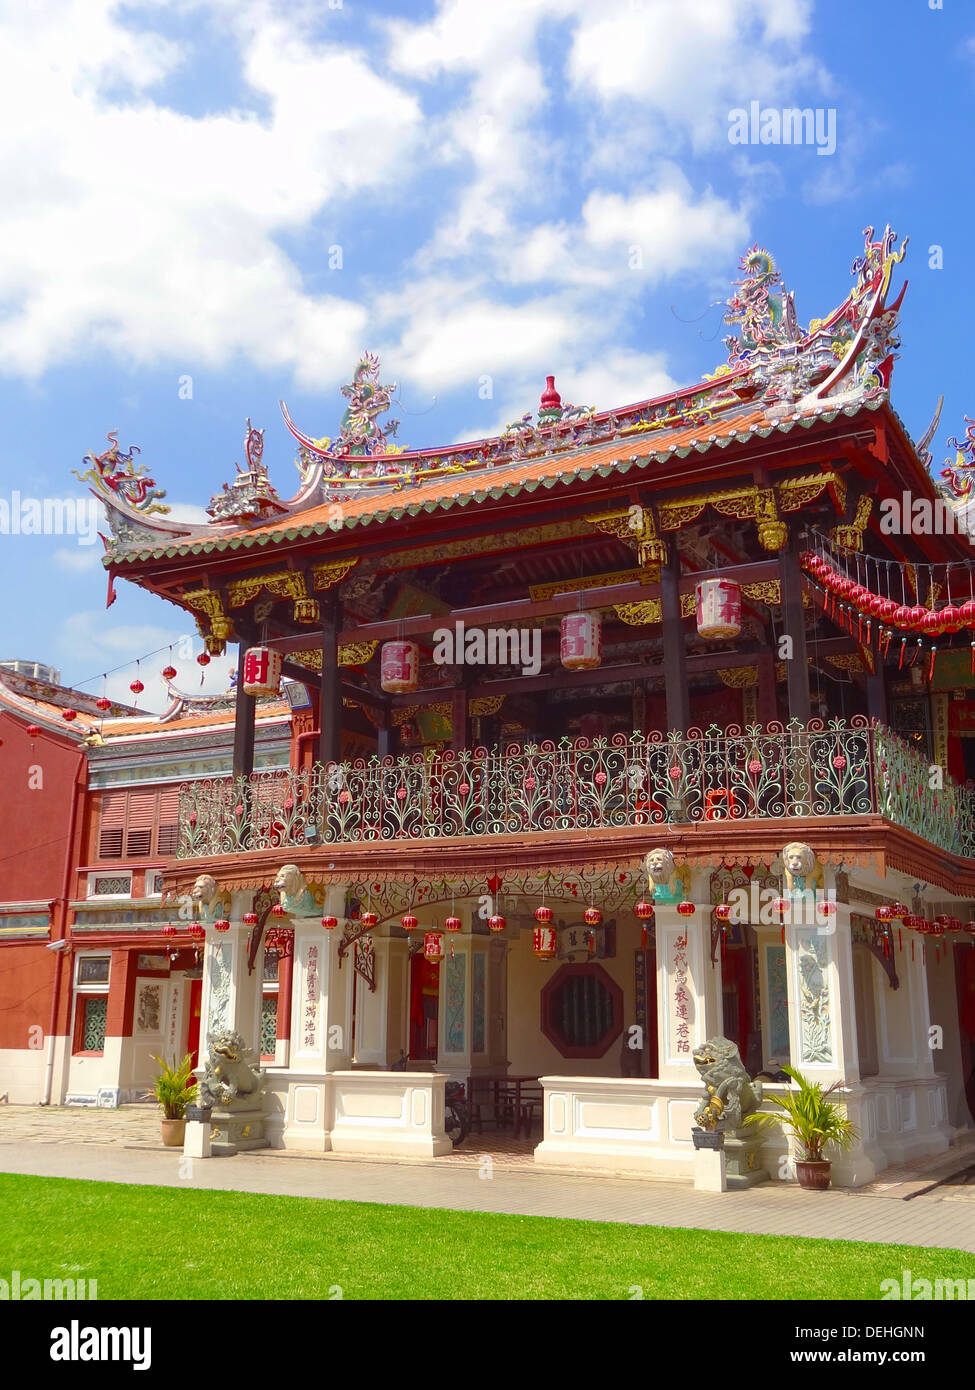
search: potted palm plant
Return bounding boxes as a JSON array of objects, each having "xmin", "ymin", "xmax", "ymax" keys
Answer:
[
  {"xmin": 150, "ymin": 1053, "xmax": 198, "ymax": 1147},
  {"xmin": 745, "ymin": 1063, "xmax": 857, "ymax": 1189}
]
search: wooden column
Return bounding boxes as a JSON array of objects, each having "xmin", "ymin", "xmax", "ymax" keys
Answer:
[
  {"xmin": 660, "ymin": 539, "xmax": 690, "ymax": 733},
  {"xmin": 232, "ymin": 641, "xmax": 256, "ymax": 778},
  {"xmin": 779, "ymin": 535, "xmax": 811, "ymax": 724},
  {"xmin": 866, "ymin": 662, "xmax": 888, "ymax": 726},
  {"xmin": 377, "ymin": 704, "xmax": 395, "ymax": 760},
  {"xmin": 756, "ymin": 648, "xmax": 777, "ymax": 726},
  {"xmin": 319, "ymin": 593, "xmax": 342, "ymax": 765},
  {"xmin": 451, "ymin": 674, "xmax": 468, "ymax": 754}
]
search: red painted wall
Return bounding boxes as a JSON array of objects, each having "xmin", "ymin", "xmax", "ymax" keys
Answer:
[{"xmin": 0, "ymin": 713, "xmax": 85, "ymax": 903}]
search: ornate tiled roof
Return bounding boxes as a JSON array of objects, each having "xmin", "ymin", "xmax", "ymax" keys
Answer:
[{"xmin": 82, "ymin": 225, "xmax": 912, "ymax": 566}]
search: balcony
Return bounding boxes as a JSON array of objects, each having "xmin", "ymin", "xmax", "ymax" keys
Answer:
[{"xmin": 175, "ymin": 719, "xmax": 975, "ymax": 861}]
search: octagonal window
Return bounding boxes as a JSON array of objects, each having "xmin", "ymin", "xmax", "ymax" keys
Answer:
[{"xmin": 540, "ymin": 963, "xmax": 623, "ymax": 1059}]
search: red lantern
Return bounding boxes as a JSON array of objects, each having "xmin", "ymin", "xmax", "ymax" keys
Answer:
[
  {"xmin": 921, "ymin": 609, "xmax": 945, "ymax": 636},
  {"xmin": 560, "ymin": 612, "xmax": 602, "ymax": 671},
  {"xmin": 196, "ymin": 652, "xmax": 211, "ymax": 668},
  {"xmin": 444, "ymin": 915, "xmax": 462, "ymax": 932},
  {"xmin": 904, "ymin": 915, "xmax": 927, "ymax": 931},
  {"xmin": 61, "ymin": 708, "xmax": 78, "ymax": 722},
  {"xmin": 696, "ymin": 579, "xmax": 741, "ymax": 640},
  {"xmin": 817, "ymin": 899, "xmax": 837, "ymax": 920},
  {"xmin": 360, "ymin": 910, "xmax": 379, "ymax": 928},
  {"xmin": 423, "ymin": 932, "xmax": 444, "ymax": 962},
  {"xmin": 714, "ymin": 903, "xmax": 732, "ymax": 922},
  {"xmin": 129, "ymin": 679, "xmax": 145, "ymax": 696},
  {"xmin": 488, "ymin": 914, "xmax": 506, "ymax": 933},
  {"xmin": 534, "ymin": 905, "xmax": 553, "ymax": 924},
  {"xmin": 163, "ymin": 923, "xmax": 177, "ymax": 939},
  {"xmin": 875, "ymin": 905, "xmax": 895, "ymax": 922},
  {"xmin": 161, "ymin": 665, "xmax": 177, "ymax": 681},
  {"xmin": 242, "ymin": 646, "xmax": 283, "ymax": 697},
  {"xmin": 271, "ymin": 902, "xmax": 287, "ymax": 918},
  {"xmin": 934, "ymin": 914, "xmax": 951, "ymax": 929},
  {"xmin": 242, "ymin": 911, "xmax": 258, "ymax": 926},
  {"xmin": 96, "ymin": 696, "xmax": 111, "ymax": 711},
  {"xmin": 532, "ymin": 925, "xmax": 557, "ymax": 960},
  {"xmin": 401, "ymin": 913, "xmax": 419, "ymax": 932},
  {"xmin": 380, "ymin": 641, "xmax": 419, "ymax": 694},
  {"xmin": 878, "ymin": 599, "xmax": 897, "ymax": 622},
  {"xmin": 960, "ymin": 599, "xmax": 975, "ymax": 627},
  {"xmin": 188, "ymin": 922, "xmax": 205, "ymax": 941},
  {"xmin": 771, "ymin": 897, "xmax": 792, "ymax": 920},
  {"xmin": 939, "ymin": 606, "xmax": 962, "ymax": 633},
  {"xmin": 906, "ymin": 606, "xmax": 927, "ymax": 629},
  {"xmin": 214, "ymin": 918, "xmax": 231, "ymax": 933},
  {"xmin": 583, "ymin": 906, "xmax": 602, "ymax": 926},
  {"xmin": 676, "ymin": 900, "xmax": 696, "ymax": 917},
  {"xmin": 890, "ymin": 903, "xmax": 910, "ymax": 920},
  {"xmin": 633, "ymin": 900, "xmax": 655, "ymax": 921},
  {"xmin": 25, "ymin": 724, "xmax": 40, "ymax": 737},
  {"xmin": 321, "ymin": 915, "xmax": 338, "ymax": 931}
]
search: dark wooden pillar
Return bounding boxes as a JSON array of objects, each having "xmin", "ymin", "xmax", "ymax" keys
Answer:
[
  {"xmin": 319, "ymin": 594, "xmax": 342, "ymax": 765},
  {"xmin": 232, "ymin": 641, "xmax": 256, "ymax": 778},
  {"xmin": 757, "ymin": 648, "xmax": 777, "ymax": 726},
  {"xmin": 275, "ymin": 941, "xmax": 293, "ymax": 1047},
  {"xmin": 377, "ymin": 701, "xmax": 394, "ymax": 759},
  {"xmin": 661, "ymin": 539, "xmax": 690, "ymax": 732},
  {"xmin": 451, "ymin": 675, "xmax": 468, "ymax": 754},
  {"xmin": 779, "ymin": 535, "xmax": 811, "ymax": 724},
  {"xmin": 866, "ymin": 662, "xmax": 888, "ymax": 726}
]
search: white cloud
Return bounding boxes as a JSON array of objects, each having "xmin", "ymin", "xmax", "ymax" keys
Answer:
[
  {"xmin": 54, "ymin": 548, "xmax": 104, "ymax": 573},
  {"xmin": 0, "ymin": 1, "xmax": 419, "ymax": 384}
]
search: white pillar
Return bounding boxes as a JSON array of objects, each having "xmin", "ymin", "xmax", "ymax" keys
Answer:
[
  {"xmin": 354, "ymin": 936, "xmax": 408, "ymax": 1067},
  {"xmin": 655, "ymin": 888, "xmax": 722, "ymax": 1084}
]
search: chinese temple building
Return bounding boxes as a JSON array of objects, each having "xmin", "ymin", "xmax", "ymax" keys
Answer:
[{"xmin": 9, "ymin": 226, "xmax": 975, "ymax": 1184}]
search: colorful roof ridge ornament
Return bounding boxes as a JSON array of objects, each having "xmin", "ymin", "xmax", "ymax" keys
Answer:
[
  {"xmin": 73, "ymin": 431, "xmax": 169, "ymax": 516},
  {"xmin": 206, "ymin": 420, "xmax": 285, "ymax": 524}
]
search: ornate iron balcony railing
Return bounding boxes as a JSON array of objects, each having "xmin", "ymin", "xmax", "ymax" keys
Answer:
[{"xmin": 175, "ymin": 718, "xmax": 975, "ymax": 860}]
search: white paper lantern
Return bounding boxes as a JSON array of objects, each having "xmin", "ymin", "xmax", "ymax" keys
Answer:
[
  {"xmin": 560, "ymin": 612, "xmax": 602, "ymax": 671},
  {"xmin": 696, "ymin": 580, "xmax": 741, "ymax": 640},
  {"xmin": 242, "ymin": 646, "xmax": 283, "ymax": 697},
  {"xmin": 380, "ymin": 641, "xmax": 419, "ymax": 694}
]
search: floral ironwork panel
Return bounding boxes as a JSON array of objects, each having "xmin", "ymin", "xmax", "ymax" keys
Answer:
[
  {"xmin": 82, "ymin": 997, "xmax": 107, "ymax": 1052},
  {"xmin": 260, "ymin": 995, "xmax": 278, "ymax": 1056},
  {"xmin": 764, "ymin": 944, "xmax": 791, "ymax": 1061},
  {"xmin": 176, "ymin": 719, "xmax": 974, "ymax": 859}
]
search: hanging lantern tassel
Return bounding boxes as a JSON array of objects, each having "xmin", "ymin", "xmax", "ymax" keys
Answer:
[
  {"xmin": 928, "ymin": 645, "xmax": 937, "ymax": 683},
  {"xmin": 971, "ymin": 640, "xmax": 975, "ymax": 676},
  {"xmin": 898, "ymin": 638, "xmax": 907, "ymax": 670},
  {"xmin": 898, "ymin": 929, "xmax": 902, "ymax": 953},
  {"xmin": 780, "ymin": 923, "xmax": 785, "ymax": 945},
  {"xmin": 587, "ymin": 929, "xmax": 595, "ymax": 958},
  {"xmin": 911, "ymin": 939, "xmax": 915, "ymax": 963},
  {"xmin": 641, "ymin": 924, "xmax": 647, "ymax": 950}
]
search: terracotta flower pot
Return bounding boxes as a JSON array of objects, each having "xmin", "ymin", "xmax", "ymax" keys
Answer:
[
  {"xmin": 795, "ymin": 1158, "xmax": 831, "ymax": 1190},
  {"xmin": 160, "ymin": 1118, "xmax": 186, "ymax": 1148}
]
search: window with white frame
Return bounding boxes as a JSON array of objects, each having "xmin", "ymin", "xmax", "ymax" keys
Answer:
[
  {"xmin": 145, "ymin": 871, "xmax": 165, "ymax": 898},
  {"xmin": 86, "ymin": 872, "xmax": 132, "ymax": 899},
  {"xmin": 73, "ymin": 955, "xmax": 111, "ymax": 1054}
]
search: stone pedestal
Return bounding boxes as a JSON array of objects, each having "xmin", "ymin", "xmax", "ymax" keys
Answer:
[
  {"xmin": 723, "ymin": 1127, "xmax": 769, "ymax": 1189},
  {"xmin": 183, "ymin": 1102, "xmax": 212, "ymax": 1159},
  {"xmin": 209, "ymin": 1101, "xmax": 266, "ymax": 1156},
  {"xmin": 693, "ymin": 1146, "xmax": 727, "ymax": 1192}
]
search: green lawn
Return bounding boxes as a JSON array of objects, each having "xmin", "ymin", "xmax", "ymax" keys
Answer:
[{"xmin": 0, "ymin": 1172, "xmax": 969, "ymax": 1300}]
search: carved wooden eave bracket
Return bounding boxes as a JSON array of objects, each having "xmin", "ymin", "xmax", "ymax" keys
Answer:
[{"xmin": 586, "ymin": 472, "xmax": 846, "ymax": 558}]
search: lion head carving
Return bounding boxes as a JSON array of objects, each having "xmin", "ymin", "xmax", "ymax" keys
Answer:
[
  {"xmin": 191, "ymin": 873, "xmax": 220, "ymax": 907},
  {"xmin": 645, "ymin": 847, "xmax": 676, "ymax": 886},
  {"xmin": 273, "ymin": 864, "xmax": 306, "ymax": 899}
]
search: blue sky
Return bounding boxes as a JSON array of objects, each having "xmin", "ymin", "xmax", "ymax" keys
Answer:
[{"xmin": 0, "ymin": 0, "xmax": 972, "ymax": 711}]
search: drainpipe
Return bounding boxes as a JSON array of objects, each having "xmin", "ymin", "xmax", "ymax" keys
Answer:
[{"xmin": 41, "ymin": 746, "xmax": 86, "ymax": 1106}]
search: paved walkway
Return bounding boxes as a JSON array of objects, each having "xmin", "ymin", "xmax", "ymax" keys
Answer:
[{"xmin": 1, "ymin": 1106, "xmax": 973, "ymax": 1251}]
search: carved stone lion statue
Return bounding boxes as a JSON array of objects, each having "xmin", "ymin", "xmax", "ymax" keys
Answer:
[
  {"xmin": 645, "ymin": 847, "xmax": 677, "ymax": 896},
  {"xmin": 273, "ymin": 864, "xmax": 317, "ymax": 916},
  {"xmin": 781, "ymin": 841, "xmax": 817, "ymax": 893},
  {"xmin": 191, "ymin": 873, "xmax": 226, "ymax": 921},
  {"xmin": 692, "ymin": 1036, "xmax": 763, "ymax": 1132},
  {"xmin": 198, "ymin": 1029, "xmax": 264, "ymax": 1109}
]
